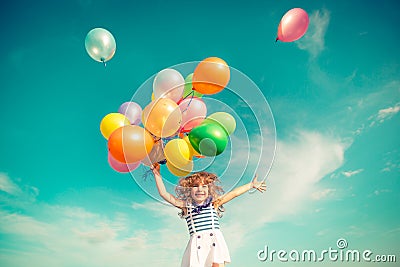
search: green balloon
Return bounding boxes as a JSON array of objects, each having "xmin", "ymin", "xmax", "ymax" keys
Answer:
[
  {"xmin": 183, "ymin": 73, "xmax": 203, "ymax": 98},
  {"xmin": 203, "ymin": 112, "xmax": 236, "ymax": 135},
  {"xmin": 188, "ymin": 123, "xmax": 228, "ymax": 156}
]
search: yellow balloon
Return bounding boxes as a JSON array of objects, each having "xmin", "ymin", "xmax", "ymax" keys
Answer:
[
  {"xmin": 182, "ymin": 136, "xmax": 201, "ymax": 159},
  {"xmin": 100, "ymin": 113, "xmax": 130, "ymax": 140},
  {"xmin": 164, "ymin": 139, "xmax": 191, "ymax": 168},
  {"xmin": 142, "ymin": 98, "xmax": 182, "ymax": 137},
  {"xmin": 166, "ymin": 160, "xmax": 193, "ymax": 177},
  {"xmin": 151, "ymin": 92, "xmax": 155, "ymax": 101}
]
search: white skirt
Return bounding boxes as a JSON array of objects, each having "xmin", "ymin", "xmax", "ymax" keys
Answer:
[{"xmin": 181, "ymin": 229, "xmax": 231, "ymax": 267}]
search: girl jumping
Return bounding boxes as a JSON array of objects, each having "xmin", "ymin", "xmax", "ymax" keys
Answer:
[{"xmin": 151, "ymin": 163, "xmax": 266, "ymax": 267}]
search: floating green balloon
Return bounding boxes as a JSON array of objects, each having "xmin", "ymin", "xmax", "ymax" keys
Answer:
[
  {"xmin": 203, "ymin": 112, "xmax": 236, "ymax": 135},
  {"xmin": 85, "ymin": 28, "xmax": 116, "ymax": 64},
  {"xmin": 188, "ymin": 123, "xmax": 228, "ymax": 156},
  {"xmin": 183, "ymin": 73, "xmax": 203, "ymax": 98}
]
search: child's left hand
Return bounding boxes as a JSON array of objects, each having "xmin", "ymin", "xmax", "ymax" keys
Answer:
[{"xmin": 251, "ymin": 174, "xmax": 266, "ymax": 193}]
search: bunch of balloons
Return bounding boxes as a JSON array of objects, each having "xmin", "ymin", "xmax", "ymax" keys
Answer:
[
  {"xmin": 92, "ymin": 6, "xmax": 309, "ymax": 175},
  {"xmin": 99, "ymin": 57, "xmax": 237, "ymax": 176}
]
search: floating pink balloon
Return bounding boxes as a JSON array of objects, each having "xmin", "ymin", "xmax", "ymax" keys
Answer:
[
  {"xmin": 276, "ymin": 8, "xmax": 309, "ymax": 42},
  {"xmin": 178, "ymin": 97, "xmax": 207, "ymax": 133},
  {"xmin": 108, "ymin": 152, "xmax": 141, "ymax": 173}
]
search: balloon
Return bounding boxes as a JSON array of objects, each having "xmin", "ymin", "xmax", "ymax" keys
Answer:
[
  {"xmin": 183, "ymin": 73, "xmax": 203, "ymax": 98},
  {"xmin": 188, "ymin": 123, "xmax": 228, "ymax": 156},
  {"xmin": 100, "ymin": 113, "xmax": 130, "ymax": 140},
  {"xmin": 108, "ymin": 125, "xmax": 154, "ymax": 163},
  {"xmin": 166, "ymin": 159, "xmax": 193, "ymax": 177},
  {"xmin": 182, "ymin": 135, "xmax": 201, "ymax": 159},
  {"xmin": 141, "ymin": 140, "xmax": 166, "ymax": 166},
  {"xmin": 108, "ymin": 152, "xmax": 141, "ymax": 173},
  {"xmin": 142, "ymin": 98, "xmax": 182, "ymax": 137},
  {"xmin": 192, "ymin": 57, "xmax": 230, "ymax": 95},
  {"xmin": 153, "ymin": 69, "xmax": 185, "ymax": 102},
  {"xmin": 85, "ymin": 28, "xmax": 116, "ymax": 63},
  {"xmin": 276, "ymin": 8, "xmax": 309, "ymax": 42},
  {"xmin": 203, "ymin": 112, "xmax": 236, "ymax": 135},
  {"xmin": 118, "ymin": 102, "xmax": 142, "ymax": 125},
  {"xmin": 178, "ymin": 97, "xmax": 207, "ymax": 133},
  {"xmin": 164, "ymin": 139, "xmax": 191, "ymax": 169}
]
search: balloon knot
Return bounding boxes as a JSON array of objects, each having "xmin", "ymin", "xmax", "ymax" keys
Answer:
[
  {"xmin": 275, "ymin": 37, "xmax": 279, "ymax": 43},
  {"xmin": 101, "ymin": 58, "xmax": 107, "ymax": 67}
]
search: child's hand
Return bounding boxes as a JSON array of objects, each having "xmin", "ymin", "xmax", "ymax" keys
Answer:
[
  {"xmin": 251, "ymin": 174, "xmax": 266, "ymax": 193},
  {"xmin": 150, "ymin": 163, "xmax": 160, "ymax": 174}
]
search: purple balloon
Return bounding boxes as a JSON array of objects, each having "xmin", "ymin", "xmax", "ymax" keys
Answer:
[
  {"xmin": 108, "ymin": 152, "xmax": 141, "ymax": 173},
  {"xmin": 118, "ymin": 102, "xmax": 142, "ymax": 125}
]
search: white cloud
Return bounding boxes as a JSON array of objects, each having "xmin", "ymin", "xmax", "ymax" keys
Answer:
[
  {"xmin": 0, "ymin": 130, "xmax": 347, "ymax": 266},
  {"xmin": 373, "ymin": 189, "xmax": 392, "ymax": 196},
  {"xmin": 0, "ymin": 179, "xmax": 186, "ymax": 267},
  {"xmin": 0, "ymin": 210, "xmax": 50, "ymax": 237},
  {"xmin": 311, "ymin": 188, "xmax": 336, "ymax": 200},
  {"xmin": 75, "ymin": 223, "xmax": 117, "ymax": 244},
  {"xmin": 220, "ymin": 130, "xmax": 346, "ymax": 254},
  {"xmin": 0, "ymin": 173, "xmax": 22, "ymax": 195},
  {"xmin": 377, "ymin": 105, "xmax": 400, "ymax": 119},
  {"xmin": 368, "ymin": 103, "xmax": 400, "ymax": 126},
  {"xmin": 341, "ymin": 169, "xmax": 364, "ymax": 178},
  {"xmin": 297, "ymin": 9, "xmax": 330, "ymax": 58},
  {"xmin": 381, "ymin": 159, "xmax": 400, "ymax": 172}
]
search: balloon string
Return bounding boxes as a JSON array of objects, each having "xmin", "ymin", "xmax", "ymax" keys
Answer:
[
  {"xmin": 181, "ymin": 91, "xmax": 194, "ymax": 114},
  {"xmin": 183, "ymin": 90, "xmax": 194, "ymax": 100}
]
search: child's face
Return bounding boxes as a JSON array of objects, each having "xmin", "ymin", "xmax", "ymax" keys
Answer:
[{"xmin": 190, "ymin": 183, "xmax": 209, "ymax": 204}]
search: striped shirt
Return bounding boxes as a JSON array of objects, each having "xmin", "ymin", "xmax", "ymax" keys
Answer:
[{"xmin": 185, "ymin": 204, "xmax": 220, "ymax": 235}]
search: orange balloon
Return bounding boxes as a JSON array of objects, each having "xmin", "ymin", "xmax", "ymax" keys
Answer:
[
  {"xmin": 192, "ymin": 57, "xmax": 230, "ymax": 95},
  {"xmin": 142, "ymin": 98, "xmax": 182, "ymax": 137},
  {"xmin": 108, "ymin": 125, "xmax": 154, "ymax": 163}
]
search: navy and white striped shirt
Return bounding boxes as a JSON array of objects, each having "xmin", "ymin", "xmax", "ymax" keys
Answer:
[{"xmin": 185, "ymin": 204, "xmax": 220, "ymax": 235}]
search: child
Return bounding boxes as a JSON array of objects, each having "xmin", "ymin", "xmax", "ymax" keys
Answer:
[{"xmin": 151, "ymin": 163, "xmax": 266, "ymax": 267}]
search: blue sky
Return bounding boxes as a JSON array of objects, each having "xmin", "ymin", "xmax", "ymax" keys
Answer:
[{"xmin": 0, "ymin": 0, "xmax": 399, "ymax": 266}]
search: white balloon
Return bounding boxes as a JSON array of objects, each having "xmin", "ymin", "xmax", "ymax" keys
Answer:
[
  {"xmin": 153, "ymin": 68, "xmax": 184, "ymax": 103},
  {"xmin": 85, "ymin": 28, "xmax": 116, "ymax": 63}
]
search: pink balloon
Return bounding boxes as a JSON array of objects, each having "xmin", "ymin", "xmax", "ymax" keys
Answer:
[
  {"xmin": 108, "ymin": 152, "xmax": 141, "ymax": 173},
  {"xmin": 153, "ymin": 69, "xmax": 185, "ymax": 103},
  {"xmin": 276, "ymin": 8, "xmax": 309, "ymax": 42},
  {"xmin": 178, "ymin": 97, "xmax": 207, "ymax": 133}
]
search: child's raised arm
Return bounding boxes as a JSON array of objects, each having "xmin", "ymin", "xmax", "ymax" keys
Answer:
[
  {"xmin": 217, "ymin": 174, "xmax": 266, "ymax": 206},
  {"xmin": 151, "ymin": 163, "xmax": 185, "ymax": 208}
]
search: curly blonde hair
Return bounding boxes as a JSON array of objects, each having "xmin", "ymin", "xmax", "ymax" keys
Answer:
[{"xmin": 175, "ymin": 172, "xmax": 225, "ymax": 217}]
